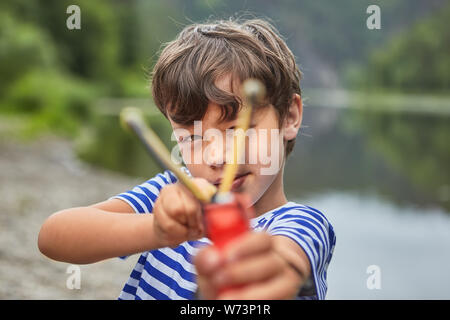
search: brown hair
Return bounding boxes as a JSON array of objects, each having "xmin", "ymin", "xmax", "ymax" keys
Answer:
[{"xmin": 151, "ymin": 18, "xmax": 302, "ymax": 156}]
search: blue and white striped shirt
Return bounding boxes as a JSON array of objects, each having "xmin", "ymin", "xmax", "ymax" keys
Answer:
[{"xmin": 113, "ymin": 168, "xmax": 336, "ymax": 300}]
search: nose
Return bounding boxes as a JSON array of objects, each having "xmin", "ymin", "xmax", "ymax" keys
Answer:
[
  {"xmin": 205, "ymin": 141, "xmax": 225, "ymax": 168},
  {"xmin": 204, "ymin": 133, "xmax": 230, "ymax": 168}
]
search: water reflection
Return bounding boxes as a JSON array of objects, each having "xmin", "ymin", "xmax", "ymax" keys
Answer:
[
  {"xmin": 285, "ymin": 105, "xmax": 450, "ymax": 213},
  {"xmin": 301, "ymin": 192, "xmax": 450, "ymax": 299}
]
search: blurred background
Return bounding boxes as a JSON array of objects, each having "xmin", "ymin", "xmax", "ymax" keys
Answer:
[{"xmin": 0, "ymin": 0, "xmax": 449, "ymax": 299}]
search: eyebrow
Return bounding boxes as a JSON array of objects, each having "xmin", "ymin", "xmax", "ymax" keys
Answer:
[{"xmin": 171, "ymin": 117, "xmax": 238, "ymax": 130}]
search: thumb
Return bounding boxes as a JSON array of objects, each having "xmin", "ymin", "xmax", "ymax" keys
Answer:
[
  {"xmin": 194, "ymin": 246, "xmax": 224, "ymax": 299},
  {"xmin": 194, "ymin": 245, "xmax": 223, "ymax": 276}
]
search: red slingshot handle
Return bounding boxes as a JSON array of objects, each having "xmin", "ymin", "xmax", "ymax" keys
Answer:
[{"xmin": 202, "ymin": 192, "xmax": 254, "ymax": 295}]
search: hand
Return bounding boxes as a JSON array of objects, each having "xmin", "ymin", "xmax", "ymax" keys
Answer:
[
  {"xmin": 194, "ymin": 232, "xmax": 305, "ymax": 299},
  {"xmin": 153, "ymin": 178, "xmax": 214, "ymax": 248}
]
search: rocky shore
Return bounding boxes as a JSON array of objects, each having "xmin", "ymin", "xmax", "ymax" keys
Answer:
[{"xmin": 0, "ymin": 136, "xmax": 144, "ymax": 299}]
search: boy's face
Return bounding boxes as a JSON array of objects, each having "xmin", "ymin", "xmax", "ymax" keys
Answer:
[{"xmin": 168, "ymin": 76, "xmax": 287, "ymax": 206}]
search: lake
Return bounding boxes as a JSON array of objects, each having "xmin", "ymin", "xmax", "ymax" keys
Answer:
[{"xmin": 298, "ymin": 191, "xmax": 450, "ymax": 299}]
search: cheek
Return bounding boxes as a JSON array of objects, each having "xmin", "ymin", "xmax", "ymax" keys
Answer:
[
  {"xmin": 248, "ymin": 129, "xmax": 284, "ymax": 170},
  {"xmin": 177, "ymin": 144, "xmax": 191, "ymax": 166},
  {"xmin": 179, "ymin": 143, "xmax": 208, "ymax": 179},
  {"xmin": 246, "ymin": 170, "xmax": 278, "ymax": 206},
  {"xmin": 178, "ymin": 142, "xmax": 202, "ymax": 165},
  {"xmin": 246, "ymin": 132, "xmax": 259, "ymax": 165},
  {"xmin": 185, "ymin": 165, "xmax": 202, "ymax": 178}
]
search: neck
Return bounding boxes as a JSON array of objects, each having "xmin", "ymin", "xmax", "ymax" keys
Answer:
[{"xmin": 251, "ymin": 165, "xmax": 288, "ymax": 217}]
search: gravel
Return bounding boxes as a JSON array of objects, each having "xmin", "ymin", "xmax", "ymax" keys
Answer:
[{"xmin": 0, "ymin": 136, "xmax": 144, "ymax": 299}]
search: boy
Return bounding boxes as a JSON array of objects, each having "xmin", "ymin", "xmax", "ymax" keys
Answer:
[{"xmin": 38, "ymin": 18, "xmax": 336, "ymax": 300}]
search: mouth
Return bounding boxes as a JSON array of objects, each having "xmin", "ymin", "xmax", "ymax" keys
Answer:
[{"xmin": 213, "ymin": 172, "xmax": 250, "ymax": 191}]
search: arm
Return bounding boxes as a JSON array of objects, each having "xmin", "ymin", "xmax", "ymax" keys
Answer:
[
  {"xmin": 38, "ymin": 178, "xmax": 214, "ymax": 264},
  {"xmin": 37, "ymin": 199, "xmax": 162, "ymax": 264}
]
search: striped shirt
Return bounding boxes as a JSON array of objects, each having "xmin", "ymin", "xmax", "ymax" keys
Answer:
[{"xmin": 113, "ymin": 168, "xmax": 336, "ymax": 300}]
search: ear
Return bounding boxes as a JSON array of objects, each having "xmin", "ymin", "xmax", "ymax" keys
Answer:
[{"xmin": 282, "ymin": 94, "xmax": 303, "ymax": 141}]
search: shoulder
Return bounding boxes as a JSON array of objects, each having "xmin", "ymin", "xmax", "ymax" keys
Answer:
[
  {"xmin": 257, "ymin": 201, "xmax": 336, "ymax": 247},
  {"xmin": 260, "ymin": 202, "xmax": 336, "ymax": 300},
  {"xmin": 257, "ymin": 202, "xmax": 332, "ymax": 229},
  {"xmin": 110, "ymin": 167, "xmax": 191, "ymax": 213}
]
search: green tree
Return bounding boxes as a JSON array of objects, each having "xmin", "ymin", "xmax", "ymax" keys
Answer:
[{"xmin": 365, "ymin": 3, "xmax": 450, "ymax": 92}]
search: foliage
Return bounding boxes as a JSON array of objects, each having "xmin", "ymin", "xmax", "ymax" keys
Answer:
[
  {"xmin": 1, "ymin": 0, "xmax": 448, "ymax": 138},
  {"xmin": 360, "ymin": 3, "xmax": 450, "ymax": 92},
  {"xmin": 347, "ymin": 109, "xmax": 450, "ymax": 211},
  {"xmin": 0, "ymin": 11, "xmax": 58, "ymax": 96},
  {"xmin": 2, "ymin": 69, "xmax": 96, "ymax": 137},
  {"xmin": 76, "ymin": 111, "xmax": 175, "ymax": 178},
  {"xmin": 0, "ymin": 0, "xmax": 151, "ymax": 137}
]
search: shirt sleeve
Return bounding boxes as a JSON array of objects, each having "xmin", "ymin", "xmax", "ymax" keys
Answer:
[
  {"xmin": 109, "ymin": 169, "xmax": 182, "ymax": 260},
  {"xmin": 110, "ymin": 169, "xmax": 181, "ymax": 214},
  {"xmin": 265, "ymin": 206, "xmax": 336, "ymax": 300}
]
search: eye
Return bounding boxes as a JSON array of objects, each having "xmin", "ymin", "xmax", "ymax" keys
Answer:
[
  {"xmin": 226, "ymin": 124, "xmax": 256, "ymax": 132},
  {"xmin": 182, "ymin": 134, "xmax": 203, "ymax": 143}
]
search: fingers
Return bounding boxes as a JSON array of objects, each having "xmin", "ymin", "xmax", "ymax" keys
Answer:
[
  {"xmin": 217, "ymin": 269, "xmax": 299, "ymax": 300},
  {"xmin": 177, "ymin": 178, "xmax": 216, "ymax": 238},
  {"xmin": 196, "ymin": 274, "xmax": 217, "ymax": 300},
  {"xmin": 154, "ymin": 178, "xmax": 214, "ymax": 247},
  {"xmin": 211, "ymin": 251, "xmax": 281, "ymax": 288},
  {"xmin": 194, "ymin": 232, "xmax": 303, "ymax": 300},
  {"xmin": 223, "ymin": 232, "xmax": 272, "ymax": 262},
  {"xmin": 195, "ymin": 233, "xmax": 285, "ymax": 299},
  {"xmin": 160, "ymin": 183, "xmax": 203, "ymax": 229},
  {"xmin": 160, "ymin": 184, "xmax": 187, "ymax": 224},
  {"xmin": 177, "ymin": 187, "xmax": 203, "ymax": 239},
  {"xmin": 154, "ymin": 193, "xmax": 188, "ymax": 244},
  {"xmin": 195, "ymin": 245, "xmax": 224, "ymax": 276},
  {"xmin": 194, "ymin": 246, "xmax": 224, "ymax": 299},
  {"xmin": 210, "ymin": 233, "xmax": 280, "ymax": 288}
]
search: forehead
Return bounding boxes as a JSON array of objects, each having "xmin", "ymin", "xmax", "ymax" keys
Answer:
[
  {"xmin": 169, "ymin": 103, "xmax": 233, "ymax": 129},
  {"xmin": 168, "ymin": 74, "xmax": 238, "ymax": 128},
  {"xmin": 169, "ymin": 103, "xmax": 276, "ymax": 131},
  {"xmin": 167, "ymin": 74, "xmax": 276, "ymax": 129}
]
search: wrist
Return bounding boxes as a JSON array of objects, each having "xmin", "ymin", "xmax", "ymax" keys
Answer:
[
  {"xmin": 136, "ymin": 214, "xmax": 165, "ymax": 250},
  {"xmin": 285, "ymin": 259, "xmax": 306, "ymax": 282},
  {"xmin": 272, "ymin": 246, "xmax": 307, "ymax": 284}
]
